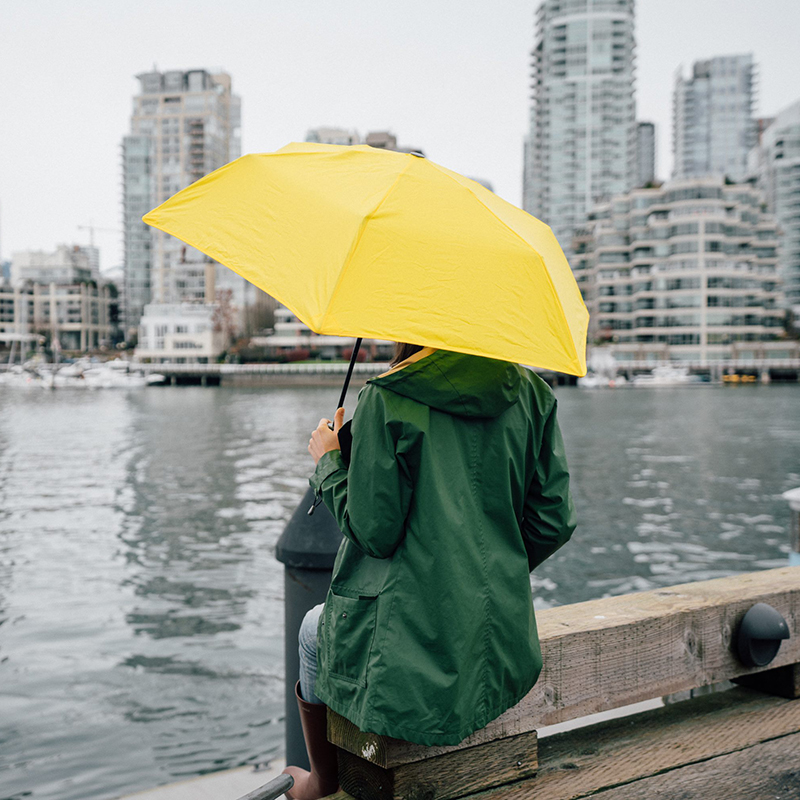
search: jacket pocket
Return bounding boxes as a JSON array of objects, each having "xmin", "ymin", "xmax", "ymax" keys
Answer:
[{"xmin": 324, "ymin": 590, "xmax": 378, "ymax": 688}]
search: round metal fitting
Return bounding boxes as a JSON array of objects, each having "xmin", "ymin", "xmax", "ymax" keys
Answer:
[{"xmin": 736, "ymin": 602, "xmax": 790, "ymax": 668}]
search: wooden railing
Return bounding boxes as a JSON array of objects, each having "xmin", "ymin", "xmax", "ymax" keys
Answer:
[{"xmin": 323, "ymin": 566, "xmax": 800, "ymax": 800}]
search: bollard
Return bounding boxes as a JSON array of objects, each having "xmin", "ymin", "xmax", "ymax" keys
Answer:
[
  {"xmin": 784, "ymin": 488, "xmax": 800, "ymax": 567},
  {"xmin": 276, "ymin": 486, "xmax": 343, "ymax": 770}
]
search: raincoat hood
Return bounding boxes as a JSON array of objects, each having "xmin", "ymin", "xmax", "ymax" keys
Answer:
[{"xmin": 370, "ymin": 349, "xmax": 521, "ymax": 419}]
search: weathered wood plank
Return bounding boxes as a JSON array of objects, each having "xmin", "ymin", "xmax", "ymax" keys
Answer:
[
  {"xmin": 328, "ymin": 709, "xmax": 529, "ymax": 769},
  {"xmin": 462, "ymin": 687, "xmax": 800, "ymax": 800},
  {"xmin": 734, "ymin": 661, "xmax": 800, "ymax": 699},
  {"xmin": 337, "ymin": 729, "xmax": 537, "ymax": 800},
  {"xmin": 321, "ymin": 728, "xmax": 800, "ymax": 800},
  {"xmin": 578, "ymin": 731, "xmax": 800, "ymax": 799},
  {"xmin": 330, "ymin": 567, "xmax": 800, "ymax": 766}
]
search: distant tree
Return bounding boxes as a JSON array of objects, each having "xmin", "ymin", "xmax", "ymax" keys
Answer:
[
  {"xmin": 212, "ymin": 289, "xmax": 236, "ymax": 343},
  {"xmin": 343, "ymin": 345, "xmax": 367, "ymax": 362},
  {"xmin": 286, "ymin": 347, "xmax": 311, "ymax": 362}
]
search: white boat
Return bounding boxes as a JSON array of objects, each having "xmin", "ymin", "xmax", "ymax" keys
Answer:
[
  {"xmin": 578, "ymin": 373, "xmax": 628, "ymax": 389},
  {"xmin": 83, "ymin": 366, "xmax": 149, "ymax": 388},
  {"xmin": 0, "ymin": 365, "xmax": 47, "ymax": 389},
  {"xmin": 577, "ymin": 374, "xmax": 608, "ymax": 389},
  {"xmin": 44, "ymin": 359, "xmax": 166, "ymax": 389},
  {"xmin": 632, "ymin": 366, "xmax": 702, "ymax": 387}
]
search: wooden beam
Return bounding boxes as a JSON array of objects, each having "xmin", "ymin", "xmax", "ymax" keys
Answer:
[
  {"xmin": 462, "ymin": 687, "xmax": 800, "ymax": 800},
  {"xmin": 330, "ymin": 567, "xmax": 800, "ymax": 767},
  {"xmin": 336, "ymin": 729, "xmax": 537, "ymax": 800}
]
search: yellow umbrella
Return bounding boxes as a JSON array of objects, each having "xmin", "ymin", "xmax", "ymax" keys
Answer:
[{"xmin": 143, "ymin": 142, "xmax": 588, "ymax": 375}]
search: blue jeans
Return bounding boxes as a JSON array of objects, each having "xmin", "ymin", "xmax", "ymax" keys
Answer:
[{"xmin": 298, "ymin": 603, "xmax": 324, "ymax": 704}]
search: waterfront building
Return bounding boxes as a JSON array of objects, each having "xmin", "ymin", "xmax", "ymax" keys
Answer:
[
  {"xmin": 748, "ymin": 99, "xmax": 800, "ymax": 314},
  {"xmin": 1, "ymin": 245, "xmax": 118, "ymax": 352},
  {"xmin": 672, "ymin": 55, "xmax": 757, "ymax": 182},
  {"xmin": 251, "ymin": 305, "xmax": 353, "ymax": 359},
  {"xmin": 135, "ymin": 303, "xmax": 225, "ymax": 364},
  {"xmin": 523, "ymin": 0, "xmax": 637, "ymax": 256},
  {"xmin": 0, "ymin": 281, "xmax": 117, "ymax": 352},
  {"xmin": 635, "ymin": 122, "xmax": 656, "ymax": 187},
  {"xmin": 122, "ymin": 68, "xmax": 262, "ymax": 336},
  {"xmin": 574, "ymin": 176, "xmax": 785, "ymax": 363},
  {"xmin": 10, "ymin": 245, "xmax": 99, "ymax": 286},
  {"xmin": 251, "ymin": 305, "xmax": 393, "ymax": 361}
]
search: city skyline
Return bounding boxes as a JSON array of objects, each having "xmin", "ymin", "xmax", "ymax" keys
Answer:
[{"xmin": 2, "ymin": 0, "xmax": 799, "ymax": 270}]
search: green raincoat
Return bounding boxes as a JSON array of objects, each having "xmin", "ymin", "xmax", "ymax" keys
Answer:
[{"xmin": 309, "ymin": 348, "xmax": 576, "ymax": 746}]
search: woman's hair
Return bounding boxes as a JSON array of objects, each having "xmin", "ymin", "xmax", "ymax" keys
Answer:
[{"xmin": 391, "ymin": 342, "xmax": 424, "ymax": 367}]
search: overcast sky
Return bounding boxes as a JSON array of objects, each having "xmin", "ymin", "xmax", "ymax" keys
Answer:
[{"xmin": 2, "ymin": 0, "xmax": 799, "ymax": 271}]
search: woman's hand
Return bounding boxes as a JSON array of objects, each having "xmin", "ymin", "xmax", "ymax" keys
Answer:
[{"xmin": 309, "ymin": 407, "xmax": 345, "ymax": 465}]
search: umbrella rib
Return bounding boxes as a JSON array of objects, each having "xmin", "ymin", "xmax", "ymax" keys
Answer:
[
  {"xmin": 319, "ymin": 157, "xmax": 415, "ymax": 332},
  {"xmin": 425, "ymin": 160, "xmax": 582, "ymax": 367}
]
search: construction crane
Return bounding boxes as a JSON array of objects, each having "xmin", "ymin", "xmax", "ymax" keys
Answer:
[
  {"xmin": 77, "ymin": 224, "xmax": 123, "ymax": 276},
  {"xmin": 77, "ymin": 224, "xmax": 121, "ymax": 248}
]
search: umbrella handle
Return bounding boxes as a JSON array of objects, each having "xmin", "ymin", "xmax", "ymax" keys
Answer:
[{"xmin": 329, "ymin": 337, "xmax": 363, "ymax": 427}]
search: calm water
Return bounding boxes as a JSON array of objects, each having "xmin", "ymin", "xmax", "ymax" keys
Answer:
[{"xmin": 0, "ymin": 383, "xmax": 798, "ymax": 800}]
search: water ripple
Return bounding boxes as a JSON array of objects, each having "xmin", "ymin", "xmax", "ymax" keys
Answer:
[{"xmin": 1, "ymin": 384, "xmax": 798, "ymax": 799}]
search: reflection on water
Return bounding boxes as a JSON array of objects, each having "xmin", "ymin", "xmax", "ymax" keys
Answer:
[{"xmin": 0, "ymin": 384, "xmax": 798, "ymax": 799}]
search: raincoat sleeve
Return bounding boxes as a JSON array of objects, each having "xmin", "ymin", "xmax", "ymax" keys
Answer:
[
  {"xmin": 521, "ymin": 399, "xmax": 576, "ymax": 571},
  {"xmin": 309, "ymin": 386, "xmax": 413, "ymax": 559}
]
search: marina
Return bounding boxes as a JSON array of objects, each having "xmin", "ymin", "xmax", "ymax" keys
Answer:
[{"xmin": 0, "ymin": 359, "xmax": 165, "ymax": 390}]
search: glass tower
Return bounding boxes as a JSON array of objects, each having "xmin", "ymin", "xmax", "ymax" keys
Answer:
[
  {"xmin": 750, "ymin": 99, "xmax": 800, "ymax": 311},
  {"xmin": 673, "ymin": 55, "xmax": 757, "ymax": 182},
  {"xmin": 121, "ymin": 69, "xmax": 242, "ymax": 334},
  {"xmin": 523, "ymin": 0, "xmax": 637, "ymax": 268}
]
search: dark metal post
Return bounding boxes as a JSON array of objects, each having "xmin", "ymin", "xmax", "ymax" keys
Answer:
[{"xmin": 276, "ymin": 487, "xmax": 342, "ymax": 770}]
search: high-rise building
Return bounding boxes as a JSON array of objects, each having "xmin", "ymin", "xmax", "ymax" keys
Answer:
[
  {"xmin": 672, "ymin": 55, "xmax": 757, "ymax": 182},
  {"xmin": 574, "ymin": 176, "xmax": 784, "ymax": 363},
  {"xmin": 749, "ymin": 99, "xmax": 800, "ymax": 312},
  {"xmin": 305, "ymin": 127, "xmax": 424, "ymax": 155},
  {"xmin": 635, "ymin": 122, "xmax": 656, "ymax": 187},
  {"xmin": 523, "ymin": 0, "xmax": 637, "ymax": 256},
  {"xmin": 122, "ymin": 68, "xmax": 250, "ymax": 335},
  {"xmin": 306, "ymin": 127, "xmax": 360, "ymax": 146}
]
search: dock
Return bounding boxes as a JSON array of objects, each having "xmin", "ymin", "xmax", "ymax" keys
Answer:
[
  {"xmin": 115, "ymin": 566, "xmax": 800, "ymax": 800},
  {"xmin": 324, "ymin": 566, "xmax": 800, "ymax": 800},
  {"xmin": 112, "ymin": 357, "xmax": 800, "ymax": 386}
]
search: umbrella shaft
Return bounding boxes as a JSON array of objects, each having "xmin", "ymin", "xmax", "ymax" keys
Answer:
[{"xmin": 336, "ymin": 337, "xmax": 363, "ymax": 414}]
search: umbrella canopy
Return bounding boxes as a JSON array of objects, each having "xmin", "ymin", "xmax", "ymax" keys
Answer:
[{"xmin": 143, "ymin": 142, "xmax": 588, "ymax": 375}]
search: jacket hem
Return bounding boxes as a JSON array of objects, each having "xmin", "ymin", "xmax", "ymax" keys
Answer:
[{"xmin": 314, "ymin": 668, "xmax": 541, "ymax": 747}]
